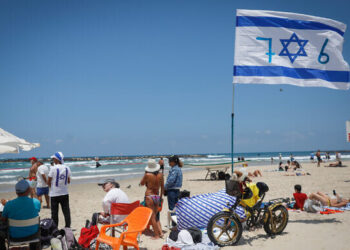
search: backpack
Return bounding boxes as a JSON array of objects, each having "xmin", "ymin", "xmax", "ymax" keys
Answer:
[
  {"xmin": 78, "ymin": 225, "xmax": 99, "ymax": 248},
  {"xmin": 59, "ymin": 228, "xmax": 80, "ymax": 250},
  {"xmin": 40, "ymin": 218, "xmax": 59, "ymax": 247}
]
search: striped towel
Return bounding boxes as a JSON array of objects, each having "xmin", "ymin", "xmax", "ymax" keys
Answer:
[{"xmin": 176, "ymin": 189, "xmax": 246, "ymax": 230}]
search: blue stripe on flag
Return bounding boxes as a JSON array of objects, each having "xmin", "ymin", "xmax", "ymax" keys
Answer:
[
  {"xmin": 234, "ymin": 66, "xmax": 349, "ymax": 83},
  {"xmin": 236, "ymin": 16, "xmax": 344, "ymax": 36}
]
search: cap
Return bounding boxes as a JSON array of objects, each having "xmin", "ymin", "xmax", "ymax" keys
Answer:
[
  {"xmin": 15, "ymin": 179, "xmax": 30, "ymax": 194},
  {"xmin": 98, "ymin": 178, "xmax": 116, "ymax": 186},
  {"xmin": 29, "ymin": 157, "xmax": 38, "ymax": 162}
]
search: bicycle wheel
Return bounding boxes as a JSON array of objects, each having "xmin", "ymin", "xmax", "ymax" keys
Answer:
[
  {"xmin": 263, "ymin": 204, "xmax": 288, "ymax": 235},
  {"xmin": 207, "ymin": 211, "xmax": 243, "ymax": 247}
]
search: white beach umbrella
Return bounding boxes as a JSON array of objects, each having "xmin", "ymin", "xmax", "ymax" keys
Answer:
[{"xmin": 0, "ymin": 128, "xmax": 40, "ymax": 154}]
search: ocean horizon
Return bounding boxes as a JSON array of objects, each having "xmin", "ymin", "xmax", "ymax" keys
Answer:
[{"xmin": 1, "ymin": 150, "xmax": 349, "ymax": 192}]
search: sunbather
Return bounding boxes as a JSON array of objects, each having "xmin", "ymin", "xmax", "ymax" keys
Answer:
[
  {"xmin": 248, "ymin": 170, "xmax": 262, "ymax": 177},
  {"xmin": 325, "ymin": 160, "xmax": 342, "ymax": 167},
  {"xmin": 308, "ymin": 191, "xmax": 350, "ymax": 207}
]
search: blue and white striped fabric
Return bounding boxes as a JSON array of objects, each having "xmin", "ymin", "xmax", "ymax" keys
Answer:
[
  {"xmin": 233, "ymin": 9, "xmax": 350, "ymax": 90},
  {"xmin": 175, "ymin": 189, "xmax": 246, "ymax": 230}
]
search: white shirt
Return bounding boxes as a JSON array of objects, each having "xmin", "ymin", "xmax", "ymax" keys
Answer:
[
  {"xmin": 36, "ymin": 164, "xmax": 49, "ymax": 188},
  {"xmin": 48, "ymin": 164, "xmax": 71, "ymax": 197},
  {"xmin": 102, "ymin": 188, "xmax": 129, "ymax": 223}
]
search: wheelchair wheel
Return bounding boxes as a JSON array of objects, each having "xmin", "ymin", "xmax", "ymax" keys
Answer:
[
  {"xmin": 207, "ymin": 211, "xmax": 242, "ymax": 247},
  {"xmin": 263, "ymin": 204, "xmax": 288, "ymax": 235}
]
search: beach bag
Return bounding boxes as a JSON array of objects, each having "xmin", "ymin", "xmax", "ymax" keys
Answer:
[
  {"xmin": 187, "ymin": 227, "xmax": 202, "ymax": 243},
  {"xmin": 78, "ymin": 225, "xmax": 99, "ymax": 248},
  {"xmin": 40, "ymin": 218, "xmax": 59, "ymax": 247},
  {"xmin": 179, "ymin": 190, "xmax": 190, "ymax": 199},
  {"xmin": 304, "ymin": 199, "xmax": 322, "ymax": 213},
  {"xmin": 210, "ymin": 172, "xmax": 217, "ymax": 180},
  {"xmin": 218, "ymin": 171, "xmax": 226, "ymax": 180},
  {"xmin": 60, "ymin": 227, "xmax": 80, "ymax": 249}
]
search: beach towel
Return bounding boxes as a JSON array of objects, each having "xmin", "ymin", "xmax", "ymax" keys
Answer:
[
  {"xmin": 320, "ymin": 203, "xmax": 350, "ymax": 212},
  {"xmin": 164, "ymin": 229, "xmax": 219, "ymax": 250},
  {"xmin": 175, "ymin": 189, "xmax": 246, "ymax": 230}
]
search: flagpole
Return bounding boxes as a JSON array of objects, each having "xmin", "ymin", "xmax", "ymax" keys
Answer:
[{"xmin": 231, "ymin": 82, "xmax": 235, "ymax": 174}]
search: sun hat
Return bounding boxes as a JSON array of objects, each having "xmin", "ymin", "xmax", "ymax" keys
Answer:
[
  {"xmin": 15, "ymin": 179, "xmax": 30, "ymax": 194},
  {"xmin": 145, "ymin": 159, "xmax": 160, "ymax": 173},
  {"xmin": 51, "ymin": 152, "xmax": 64, "ymax": 164}
]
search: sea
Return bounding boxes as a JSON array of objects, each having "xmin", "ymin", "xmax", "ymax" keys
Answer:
[{"xmin": 1, "ymin": 151, "xmax": 349, "ymax": 193}]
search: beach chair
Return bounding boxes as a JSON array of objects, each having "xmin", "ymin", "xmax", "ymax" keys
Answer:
[
  {"xmin": 167, "ymin": 209, "xmax": 177, "ymax": 228},
  {"xmin": 204, "ymin": 166, "xmax": 229, "ymax": 180},
  {"xmin": 110, "ymin": 200, "xmax": 140, "ymax": 236},
  {"xmin": 7, "ymin": 216, "xmax": 41, "ymax": 249},
  {"xmin": 95, "ymin": 207, "xmax": 152, "ymax": 250}
]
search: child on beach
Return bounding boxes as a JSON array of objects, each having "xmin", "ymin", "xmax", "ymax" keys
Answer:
[{"xmin": 293, "ymin": 184, "xmax": 308, "ymax": 210}]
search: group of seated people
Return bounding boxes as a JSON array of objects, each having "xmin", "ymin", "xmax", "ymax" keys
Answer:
[
  {"xmin": 279, "ymin": 160, "xmax": 301, "ymax": 172},
  {"xmin": 292, "ymin": 184, "xmax": 350, "ymax": 210}
]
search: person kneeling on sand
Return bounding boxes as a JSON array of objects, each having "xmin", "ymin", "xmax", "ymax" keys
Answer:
[
  {"xmin": 293, "ymin": 184, "xmax": 308, "ymax": 210},
  {"xmin": 140, "ymin": 159, "xmax": 164, "ymax": 239},
  {"xmin": 92, "ymin": 179, "xmax": 129, "ymax": 225},
  {"xmin": 308, "ymin": 191, "xmax": 350, "ymax": 208}
]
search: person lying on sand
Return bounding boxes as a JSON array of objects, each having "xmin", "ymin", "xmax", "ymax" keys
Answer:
[
  {"xmin": 308, "ymin": 191, "xmax": 350, "ymax": 207},
  {"xmin": 284, "ymin": 172, "xmax": 311, "ymax": 176},
  {"xmin": 325, "ymin": 160, "xmax": 342, "ymax": 167},
  {"xmin": 248, "ymin": 170, "xmax": 262, "ymax": 177}
]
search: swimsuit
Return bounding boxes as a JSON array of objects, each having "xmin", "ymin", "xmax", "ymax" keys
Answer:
[{"xmin": 146, "ymin": 195, "xmax": 161, "ymax": 205}]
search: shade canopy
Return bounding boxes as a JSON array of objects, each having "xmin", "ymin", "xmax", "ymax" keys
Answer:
[{"xmin": 0, "ymin": 128, "xmax": 40, "ymax": 154}]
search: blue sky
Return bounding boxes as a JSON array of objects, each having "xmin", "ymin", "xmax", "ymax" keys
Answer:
[{"xmin": 1, "ymin": 0, "xmax": 349, "ymax": 158}]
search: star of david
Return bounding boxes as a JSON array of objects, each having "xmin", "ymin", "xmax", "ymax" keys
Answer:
[{"xmin": 279, "ymin": 33, "xmax": 308, "ymax": 63}]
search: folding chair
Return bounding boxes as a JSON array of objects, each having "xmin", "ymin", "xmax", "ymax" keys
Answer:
[
  {"xmin": 7, "ymin": 216, "xmax": 41, "ymax": 249},
  {"xmin": 109, "ymin": 200, "xmax": 140, "ymax": 237},
  {"xmin": 167, "ymin": 209, "xmax": 177, "ymax": 228},
  {"xmin": 95, "ymin": 207, "xmax": 152, "ymax": 250}
]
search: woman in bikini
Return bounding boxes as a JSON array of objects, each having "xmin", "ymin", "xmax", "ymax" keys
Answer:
[
  {"xmin": 309, "ymin": 191, "xmax": 350, "ymax": 207},
  {"xmin": 140, "ymin": 159, "xmax": 164, "ymax": 239}
]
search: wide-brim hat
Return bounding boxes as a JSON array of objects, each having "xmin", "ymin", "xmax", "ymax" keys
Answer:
[{"xmin": 145, "ymin": 159, "xmax": 160, "ymax": 173}]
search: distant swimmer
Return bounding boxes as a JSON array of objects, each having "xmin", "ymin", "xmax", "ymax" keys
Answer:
[{"xmin": 95, "ymin": 157, "xmax": 102, "ymax": 168}]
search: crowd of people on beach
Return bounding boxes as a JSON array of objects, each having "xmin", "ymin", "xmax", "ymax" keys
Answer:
[{"xmin": 0, "ymin": 150, "xmax": 349, "ymax": 249}]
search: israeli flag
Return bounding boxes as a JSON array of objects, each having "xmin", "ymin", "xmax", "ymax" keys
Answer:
[{"xmin": 233, "ymin": 9, "xmax": 350, "ymax": 90}]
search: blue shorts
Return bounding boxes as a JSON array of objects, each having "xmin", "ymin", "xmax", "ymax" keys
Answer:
[{"xmin": 36, "ymin": 187, "xmax": 49, "ymax": 196}]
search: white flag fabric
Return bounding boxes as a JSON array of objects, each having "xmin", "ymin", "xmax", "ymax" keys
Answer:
[
  {"xmin": 0, "ymin": 128, "xmax": 40, "ymax": 154},
  {"xmin": 233, "ymin": 9, "xmax": 350, "ymax": 90}
]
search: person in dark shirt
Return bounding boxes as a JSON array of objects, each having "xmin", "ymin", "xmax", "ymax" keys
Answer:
[{"xmin": 293, "ymin": 184, "xmax": 308, "ymax": 210}]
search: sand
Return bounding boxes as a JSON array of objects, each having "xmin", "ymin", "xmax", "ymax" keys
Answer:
[{"xmin": 1, "ymin": 160, "xmax": 350, "ymax": 250}]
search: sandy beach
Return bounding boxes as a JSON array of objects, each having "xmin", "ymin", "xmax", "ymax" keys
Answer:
[{"xmin": 2, "ymin": 160, "xmax": 350, "ymax": 250}]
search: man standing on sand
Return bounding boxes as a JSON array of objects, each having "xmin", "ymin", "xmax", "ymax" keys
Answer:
[
  {"xmin": 316, "ymin": 150, "xmax": 322, "ymax": 167},
  {"xmin": 28, "ymin": 157, "xmax": 40, "ymax": 198},
  {"xmin": 48, "ymin": 152, "xmax": 71, "ymax": 228},
  {"xmin": 159, "ymin": 157, "xmax": 165, "ymax": 172},
  {"xmin": 140, "ymin": 159, "xmax": 164, "ymax": 239},
  {"xmin": 36, "ymin": 161, "xmax": 50, "ymax": 208}
]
